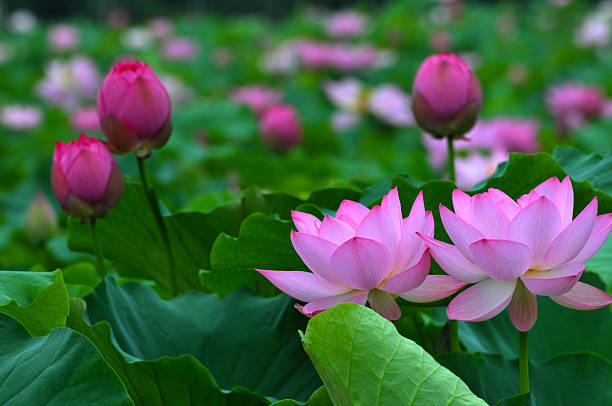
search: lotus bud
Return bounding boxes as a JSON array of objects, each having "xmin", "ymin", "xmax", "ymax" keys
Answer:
[
  {"xmin": 411, "ymin": 53, "xmax": 482, "ymax": 138},
  {"xmin": 51, "ymin": 135, "xmax": 124, "ymax": 222},
  {"xmin": 25, "ymin": 192, "xmax": 59, "ymax": 243},
  {"xmin": 97, "ymin": 61, "xmax": 172, "ymax": 157},
  {"xmin": 259, "ymin": 104, "xmax": 303, "ymax": 153}
]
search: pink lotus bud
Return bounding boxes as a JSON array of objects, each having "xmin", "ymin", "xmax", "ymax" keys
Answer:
[
  {"xmin": 259, "ymin": 104, "xmax": 303, "ymax": 152},
  {"xmin": 51, "ymin": 135, "xmax": 124, "ymax": 221},
  {"xmin": 25, "ymin": 192, "xmax": 59, "ymax": 243},
  {"xmin": 97, "ymin": 61, "xmax": 172, "ymax": 157},
  {"xmin": 411, "ymin": 53, "xmax": 482, "ymax": 138}
]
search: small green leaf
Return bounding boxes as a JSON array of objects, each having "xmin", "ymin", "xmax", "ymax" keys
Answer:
[
  {"xmin": 0, "ymin": 270, "xmax": 69, "ymax": 336},
  {"xmin": 301, "ymin": 303, "xmax": 487, "ymax": 406}
]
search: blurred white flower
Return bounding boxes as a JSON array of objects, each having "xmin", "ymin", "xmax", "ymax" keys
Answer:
[
  {"xmin": 1, "ymin": 105, "xmax": 42, "ymax": 130},
  {"xmin": 122, "ymin": 28, "xmax": 153, "ymax": 50},
  {"xmin": 8, "ymin": 10, "xmax": 37, "ymax": 34}
]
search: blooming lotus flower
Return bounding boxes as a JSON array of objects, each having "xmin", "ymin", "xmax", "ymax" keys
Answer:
[
  {"xmin": 51, "ymin": 135, "xmax": 124, "ymax": 221},
  {"xmin": 411, "ymin": 53, "xmax": 482, "ymax": 138},
  {"xmin": 97, "ymin": 61, "xmax": 172, "ymax": 156},
  {"xmin": 257, "ymin": 189, "xmax": 466, "ymax": 321},
  {"xmin": 259, "ymin": 104, "xmax": 303, "ymax": 153},
  {"xmin": 420, "ymin": 176, "xmax": 612, "ymax": 331}
]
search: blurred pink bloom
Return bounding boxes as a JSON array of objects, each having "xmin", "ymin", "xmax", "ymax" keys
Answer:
[
  {"xmin": 323, "ymin": 78, "xmax": 364, "ymax": 113},
  {"xmin": 71, "ymin": 107, "xmax": 101, "ymax": 132},
  {"xmin": 48, "ymin": 24, "xmax": 80, "ymax": 52},
  {"xmin": 8, "ymin": 10, "xmax": 37, "ymax": 34},
  {"xmin": 454, "ymin": 150, "xmax": 508, "ymax": 190},
  {"xmin": 36, "ymin": 56, "xmax": 100, "ymax": 111},
  {"xmin": 161, "ymin": 37, "xmax": 199, "ymax": 61},
  {"xmin": 0, "ymin": 105, "xmax": 42, "ymax": 130},
  {"xmin": 575, "ymin": 18, "xmax": 610, "ymax": 47},
  {"xmin": 368, "ymin": 85, "xmax": 415, "ymax": 127},
  {"xmin": 51, "ymin": 135, "xmax": 124, "ymax": 221},
  {"xmin": 259, "ymin": 104, "xmax": 303, "ymax": 152},
  {"xmin": 258, "ymin": 189, "xmax": 465, "ymax": 320},
  {"xmin": 97, "ymin": 61, "xmax": 172, "ymax": 156},
  {"xmin": 412, "ymin": 53, "xmax": 482, "ymax": 138},
  {"xmin": 546, "ymin": 83, "xmax": 604, "ymax": 135},
  {"xmin": 429, "ymin": 31, "xmax": 453, "ymax": 52},
  {"xmin": 160, "ymin": 75, "xmax": 194, "ymax": 104},
  {"xmin": 492, "ymin": 119, "xmax": 540, "ymax": 152},
  {"xmin": 106, "ymin": 8, "xmax": 131, "ymax": 29},
  {"xmin": 325, "ymin": 10, "xmax": 368, "ymax": 38},
  {"xmin": 298, "ymin": 41, "xmax": 393, "ymax": 72},
  {"xmin": 331, "ymin": 111, "xmax": 361, "ymax": 132},
  {"xmin": 231, "ymin": 86, "xmax": 282, "ymax": 116},
  {"xmin": 148, "ymin": 17, "xmax": 174, "ymax": 39},
  {"xmin": 420, "ymin": 176, "xmax": 612, "ymax": 331}
]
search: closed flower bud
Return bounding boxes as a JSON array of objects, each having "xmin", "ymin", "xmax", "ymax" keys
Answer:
[
  {"xmin": 411, "ymin": 53, "xmax": 482, "ymax": 138},
  {"xmin": 97, "ymin": 61, "xmax": 172, "ymax": 157},
  {"xmin": 259, "ymin": 104, "xmax": 303, "ymax": 153},
  {"xmin": 51, "ymin": 135, "xmax": 124, "ymax": 221},
  {"xmin": 25, "ymin": 192, "xmax": 59, "ymax": 243}
]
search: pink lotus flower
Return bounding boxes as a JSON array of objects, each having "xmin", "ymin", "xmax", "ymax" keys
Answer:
[
  {"xmin": 161, "ymin": 37, "xmax": 198, "ymax": 61},
  {"xmin": 0, "ymin": 105, "xmax": 42, "ymax": 130},
  {"xmin": 420, "ymin": 177, "xmax": 612, "ymax": 331},
  {"xmin": 97, "ymin": 61, "xmax": 172, "ymax": 156},
  {"xmin": 71, "ymin": 107, "xmax": 101, "ymax": 132},
  {"xmin": 48, "ymin": 24, "xmax": 80, "ymax": 52},
  {"xmin": 546, "ymin": 83, "xmax": 604, "ymax": 135},
  {"xmin": 412, "ymin": 53, "xmax": 482, "ymax": 138},
  {"xmin": 51, "ymin": 135, "xmax": 124, "ymax": 221},
  {"xmin": 231, "ymin": 86, "xmax": 282, "ymax": 116},
  {"xmin": 324, "ymin": 10, "xmax": 368, "ymax": 38},
  {"xmin": 259, "ymin": 104, "xmax": 303, "ymax": 153},
  {"xmin": 257, "ymin": 189, "xmax": 466, "ymax": 321}
]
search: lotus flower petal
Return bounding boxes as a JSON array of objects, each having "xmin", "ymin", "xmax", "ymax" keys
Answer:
[
  {"xmin": 469, "ymin": 239, "xmax": 531, "ymax": 281},
  {"xmin": 399, "ymin": 275, "xmax": 467, "ymax": 303},
  {"xmin": 550, "ymin": 282, "xmax": 612, "ymax": 310},
  {"xmin": 256, "ymin": 270, "xmax": 350, "ymax": 302},
  {"xmin": 330, "ymin": 237, "xmax": 391, "ymax": 290},
  {"xmin": 447, "ymin": 279, "xmax": 517, "ymax": 322}
]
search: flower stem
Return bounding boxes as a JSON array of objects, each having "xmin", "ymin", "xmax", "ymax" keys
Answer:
[
  {"xmin": 137, "ymin": 156, "xmax": 177, "ymax": 296},
  {"xmin": 90, "ymin": 219, "xmax": 107, "ymax": 279},
  {"xmin": 449, "ymin": 320, "xmax": 460, "ymax": 352},
  {"xmin": 519, "ymin": 330, "xmax": 530, "ymax": 393},
  {"xmin": 447, "ymin": 136, "xmax": 456, "ymax": 183}
]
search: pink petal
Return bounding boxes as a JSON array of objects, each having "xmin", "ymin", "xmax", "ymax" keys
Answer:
[
  {"xmin": 556, "ymin": 176, "xmax": 574, "ymax": 227},
  {"xmin": 469, "ymin": 239, "xmax": 531, "ymax": 281},
  {"xmin": 419, "ymin": 233, "xmax": 487, "ymax": 283},
  {"xmin": 507, "ymin": 197, "xmax": 562, "ymax": 265},
  {"xmin": 573, "ymin": 213, "xmax": 612, "ymax": 264},
  {"xmin": 521, "ymin": 262, "xmax": 584, "ymax": 296},
  {"xmin": 399, "ymin": 275, "xmax": 467, "ymax": 303},
  {"xmin": 380, "ymin": 187, "xmax": 402, "ymax": 234},
  {"xmin": 452, "ymin": 189, "xmax": 473, "ymax": 223},
  {"xmin": 290, "ymin": 231, "xmax": 341, "ymax": 283},
  {"xmin": 380, "ymin": 250, "xmax": 430, "ymax": 294},
  {"xmin": 509, "ymin": 280, "xmax": 538, "ymax": 332},
  {"xmin": 65, "ymin": 150, "xmax": 112, "ymax": 202},
  {"xmin": 256, "ymin": 270, "xmax": 350, "ymax": 302},
  {"xmin": 447, "ymin": 279, "xmax": 517, "ymax": 322},
  {"xmin": 302, "ymin": 290, "xmax": 368, "ymax": 315},
  {"xmin": 550, "ymin": 282, "xmax": 612, "ymax": 310},
  {"xmin": 291, "ymin": 211, "xmax": 321, "ymax": 235},
  {"xmin": 335, "ymin": 200, "xmax": 370, "ymax": 229},
  {"xmin": 367, "ymin": 289, "xmax": 401, "ymax": 321},
  {"xmin": 440, "ymin": 204, "xmax": 485, "ymax": 261},
  {"xmin": 356, "ymin": 205, "xmax": 400, "ymax": 257},
  {"xmin": 424, "ymin": 211, "xmax": 434, "ymax": 237},
  {"xmin": 542, "ymin": 198, "xmax": 597, "ymax": 268},
  {"xmin": 486, "ymin": 188, "xmax": 520, "ymax": 220},
  {"xmin": 317, "ymin": 215, "xmax": 355, "ymax": 245},
  {"xmin": 392, "ymin": 193, "xmax": 426, "ymax": 270},
  {"xmin": 470, "ymin": 193, "xmax": 510, "ymax": 238},
  {"xmin": 330, "ymin": 237, "xmax": 392, "ymax": 290}
]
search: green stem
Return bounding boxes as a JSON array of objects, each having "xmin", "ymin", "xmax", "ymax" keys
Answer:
[
  {"xmin": 449, "ymin": 320, "xmax": 460, "ymax": 352},
  {"xmin": 447, "ymin": 136, "xmax": 456, "ymax": 183},
  {"xmin": 519, "ymin": 330, "xmax": 529, "ymax": 393},
  {"xmin": 90, "ymin": 219, "xmax": 107, "ymax": 279},
  {"xmin": 137, "ymin": 156, "xmax": 177, "ymax": 296}
]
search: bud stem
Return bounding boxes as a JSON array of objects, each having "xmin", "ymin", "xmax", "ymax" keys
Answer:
[
  {"xmin": 449, "ymin": 320, "xmax": 460, "ymax": 352},
  {"xmin": 447, "ymin": 136, "xmax": 456, "ymax": 183},
  {"xmin": 519, "ymin": 330, "xmax": 530, "ymax": 393},
  {"xmin": 90, "ymin": 219, "xmax": 107, "ymax": 279},
  {"xmin": 137, "ymin": 157, "xmax": 178, "ymax": 297}
]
